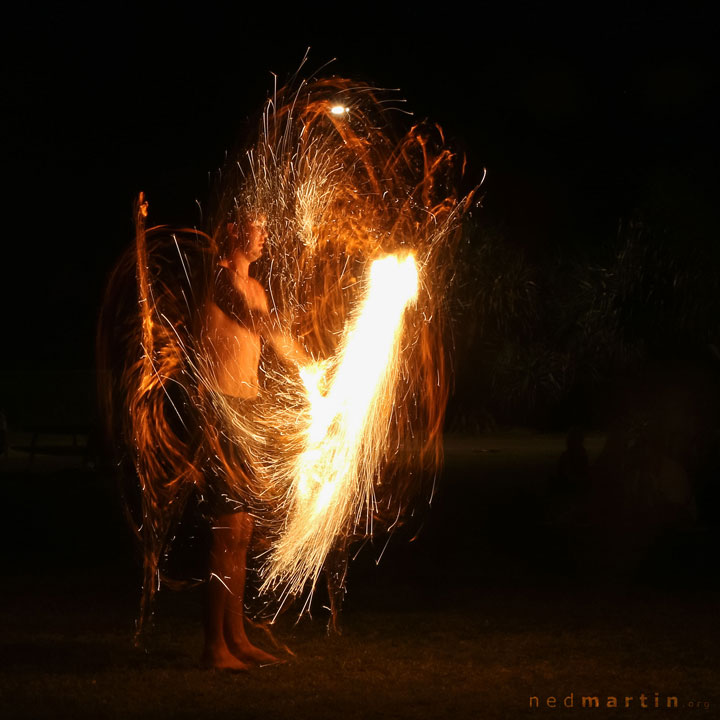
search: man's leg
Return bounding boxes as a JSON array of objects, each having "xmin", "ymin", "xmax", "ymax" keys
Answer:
[
  {"xmin": 221, "ymin": 512, "xmax": 279, "ymax": 664},
  {"xmin": 202, "ymin": 514, "xmax": 251, "ymax": 670}
]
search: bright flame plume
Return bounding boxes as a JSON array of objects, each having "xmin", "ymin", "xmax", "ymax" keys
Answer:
[{"xmin": 264, "ymin": 254, "xmax": 418, "ymax": 600}]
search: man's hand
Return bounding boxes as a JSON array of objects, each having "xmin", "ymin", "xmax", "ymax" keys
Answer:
[{"xmin": 267, "ymin": 330, "xmax": 311, "ymax": 367}]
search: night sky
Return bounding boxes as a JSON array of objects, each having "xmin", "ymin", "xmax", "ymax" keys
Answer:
[{"xmin": 2, "ymin": 4, "xmax": 718, "ymax": 422}]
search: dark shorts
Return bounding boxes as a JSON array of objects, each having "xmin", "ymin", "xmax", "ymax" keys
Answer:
[{"xmin": 202, "ymin": 395, "xmax": 255, "ymax": 518}]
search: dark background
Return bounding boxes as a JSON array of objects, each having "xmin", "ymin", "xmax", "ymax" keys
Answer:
[
  {"xmin": 1, "ymin": 5, "xmax": 720, "ymax": 718},
  {"xmin": 2, "ymin": 4, "xmax": 718, "ymax": 428}
]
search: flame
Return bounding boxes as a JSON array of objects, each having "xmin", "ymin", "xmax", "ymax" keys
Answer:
[{"xmin": 262, "ymin": 254, "xmax": 418, "ymax": 599}]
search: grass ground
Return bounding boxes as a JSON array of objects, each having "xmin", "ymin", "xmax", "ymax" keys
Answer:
[{"xmin": 1, "ymin": 431, "xmax": 718, "ymax": 719}]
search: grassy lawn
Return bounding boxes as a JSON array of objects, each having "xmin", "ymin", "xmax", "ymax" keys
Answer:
[{"xmin": 1, "ymin": 432, "xmax": 718, "ymax": 718}]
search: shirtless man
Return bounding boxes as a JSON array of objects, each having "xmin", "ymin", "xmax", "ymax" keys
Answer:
[{"xmin": 201, "ymin": 214, "xmax": 305, "ymax": 670}]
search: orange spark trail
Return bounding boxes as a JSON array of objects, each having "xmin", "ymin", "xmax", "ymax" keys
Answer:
[{"xmin": 98, "ymin": 75, "xmax": 478, "ymax": 632}]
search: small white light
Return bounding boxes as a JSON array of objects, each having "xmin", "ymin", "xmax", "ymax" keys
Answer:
[{"xmin": 330, "ymin": 105, "xmax": 347, "ymax": 116}]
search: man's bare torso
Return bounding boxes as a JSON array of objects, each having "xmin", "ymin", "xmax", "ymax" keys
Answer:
[{"xmin": 203, "ymin": 273, "xmax": 268, "ymax": 399}]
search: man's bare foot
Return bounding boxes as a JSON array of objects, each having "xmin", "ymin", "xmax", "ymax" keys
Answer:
[
  {"xmin": 227, "ymin": 639, "xmax": 282, "ymax": 666},
  {"xmin": 202, "ymin": 645, "xmax": 251, "ymax": 671}
]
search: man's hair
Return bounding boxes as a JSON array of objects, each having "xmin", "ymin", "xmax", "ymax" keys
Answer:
[{"xmin": 216, "ymin": 206, "xmax": 251, "ymax": 260}]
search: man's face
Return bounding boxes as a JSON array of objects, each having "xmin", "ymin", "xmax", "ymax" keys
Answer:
[{"xmin": 243, "ymin": 216, "xmax": 268, "ymax": 262}]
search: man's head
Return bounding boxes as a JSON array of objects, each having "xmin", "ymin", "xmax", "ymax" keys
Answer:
[{"xmin": 222, "ymin": 213, "xmax": 268, "ymax": 263}]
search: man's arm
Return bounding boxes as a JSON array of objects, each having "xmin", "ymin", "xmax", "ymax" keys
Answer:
[
  {"xmin": 254, "ymin": 283, "xmax": 311, "ymax": 366},
  {"xmin": 213, "ymin": 267, "xmax": 311, "ymax": 366}
]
